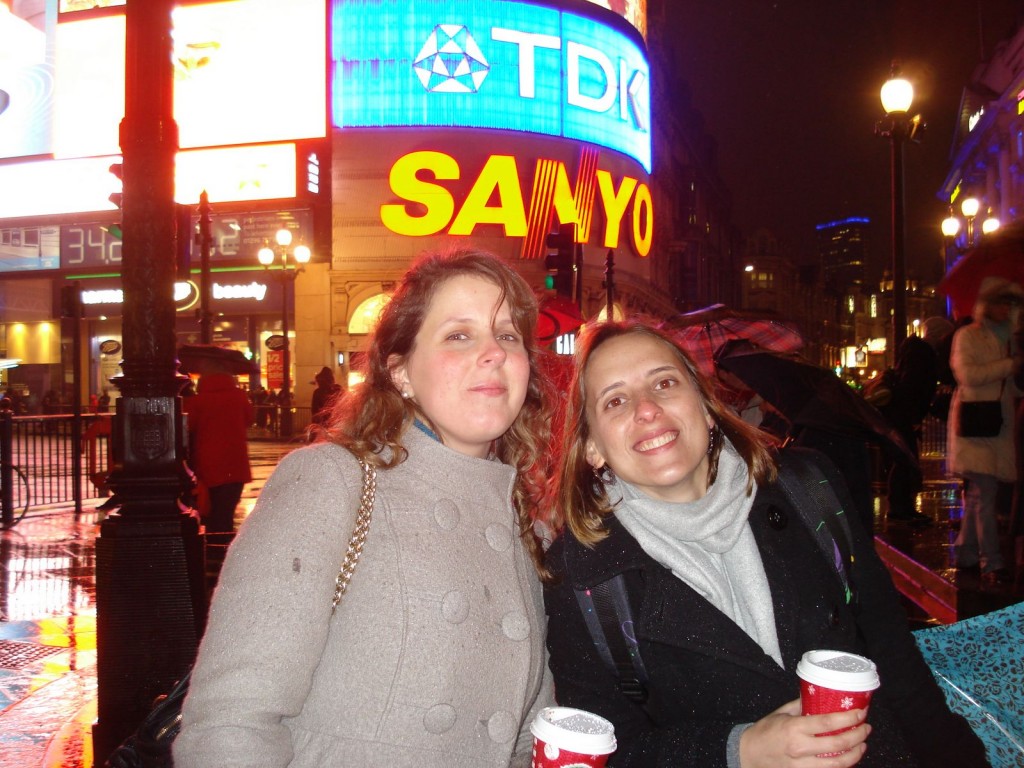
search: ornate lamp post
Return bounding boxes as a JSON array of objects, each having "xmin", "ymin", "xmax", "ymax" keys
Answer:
[
  {"xmin": 876, "ymin": 64, "xmax": 923, "ymax": 353},
  {"xmin": 257, "ymin": 229, "xmax": 310, "ymax": 437}
]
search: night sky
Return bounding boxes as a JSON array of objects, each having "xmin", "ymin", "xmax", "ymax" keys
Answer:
[{"xmin": 671, "ymin": 1, "xmax": 1023, "ymax": 285}]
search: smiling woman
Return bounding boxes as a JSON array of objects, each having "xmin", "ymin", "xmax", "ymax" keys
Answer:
[{"xmin": 542, "ymin": 319, "xmax": 992, "ymax": 768}]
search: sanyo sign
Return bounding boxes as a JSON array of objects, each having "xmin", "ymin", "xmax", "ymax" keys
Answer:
[
  {"xmin": 331, "ymin": 0, "xmax": 651, "ymax": 171},
  {"xmin": 382, "ymin": 150, "xmax": 653, "ymax": 256}
]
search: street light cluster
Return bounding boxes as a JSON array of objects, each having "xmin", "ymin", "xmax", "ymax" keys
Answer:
[
  {"xmin": 941, "ymin": 197, "xmax": 1000, "ymax": 250},
  {"xmin": 257, "ymin": 227, "xmax": 311, "ymax": 436}
]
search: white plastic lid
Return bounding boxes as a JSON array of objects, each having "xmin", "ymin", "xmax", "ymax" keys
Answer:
[
  {"xmin": 797, "ymin": 650, "xmax": 880, "ymax": 692},
  {"xmin": 530, "ymin": 707, "xmax": 617, "ymax": 756}
]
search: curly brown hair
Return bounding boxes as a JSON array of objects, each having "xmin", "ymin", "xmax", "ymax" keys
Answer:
[
  {"xmin": 316, "ymin": 246, "xmax": 554, "ymax": 577},
  {"xmin": 552, "ymin": 320, "xmax": 778, "ymax": 553}
]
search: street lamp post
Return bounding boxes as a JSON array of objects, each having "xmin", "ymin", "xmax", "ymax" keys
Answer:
[
  {"xmin": 876, "ymin": 64, "xmax": 923, "ymax": 354},
  {"xmin": 258, "ymin": 229, "xmax": 310, "ymax": 437}
]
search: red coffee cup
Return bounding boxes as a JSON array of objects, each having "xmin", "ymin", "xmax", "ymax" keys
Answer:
[
  {"xmin": 797, "ymin": 650, "xmax": 880, "ymax": 755},
  {"xmin": 530, "ymin": 706, "xmax": 617, "ymax": 768}
]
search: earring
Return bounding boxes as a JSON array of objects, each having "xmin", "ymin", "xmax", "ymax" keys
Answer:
[
  {"xmin": 592, "ymin": 464, "xmax": 614, "ymax": 484},
  {"xmin": 707, "ymin": 424, "xmax": 718, "ymax": 456},
  {"xmin": 401, "ymin": 391, "xmax": 410, "ymax": 399}
]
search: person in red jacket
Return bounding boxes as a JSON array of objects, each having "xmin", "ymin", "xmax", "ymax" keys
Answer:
[{"xmin": 185, "ymin": 366, "xmax": 254, "ymax": 533}]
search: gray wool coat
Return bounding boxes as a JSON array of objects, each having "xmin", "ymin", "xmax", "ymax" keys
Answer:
[{"xmin": 174, "ymin": 428, "xmax": 553, "ymax": 767}]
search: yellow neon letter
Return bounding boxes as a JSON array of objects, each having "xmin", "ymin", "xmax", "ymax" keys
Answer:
[
  {"xmin": 551, "ymin": 163, "xmax": 581, "ymax": 227},
  {"xmin": 631, "ymin": 182, "xmax": 653, "ymax": 257},
  {"xmin": 380, "ymin": 151, "xmax": 459, "ymax": 236},
  {"xmin": 596, "ymin": 170, "xmax": 638, "ymax": 248},
  {"xmin": 449, "ymin": 155, "xmax": 527, "ymax": 236}
]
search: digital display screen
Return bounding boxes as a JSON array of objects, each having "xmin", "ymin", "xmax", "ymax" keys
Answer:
[{"xmin": 331, "ymin": 0, "xmax": 651, "ymax": 171}]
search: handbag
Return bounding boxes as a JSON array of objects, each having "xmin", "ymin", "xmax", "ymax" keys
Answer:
[
  {"xmin": 105, "ymin": 457, "xmax": 377, "ymax": 768},
  {"xmin": 957, "ymin": 399, "xmax": 1003, "ymax": 437}
]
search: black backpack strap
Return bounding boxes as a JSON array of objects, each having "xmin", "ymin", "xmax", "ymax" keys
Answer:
[
  {"xmin": 776, "ymin": 455, "xmax": 858, "ymax": 608},
  {"xmin": 574, "ymin": 573, "xmax": 649, "ymax": 705}
]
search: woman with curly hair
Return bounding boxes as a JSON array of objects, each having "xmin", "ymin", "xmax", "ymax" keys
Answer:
[{"xmin": 176, "ymin": 247, "xmax": 555, "ymax": 767}]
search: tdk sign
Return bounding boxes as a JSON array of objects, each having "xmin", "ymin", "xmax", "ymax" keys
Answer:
[{"xmin": 332, "ymin": 0, "xmax": 652, "ymax": 172}]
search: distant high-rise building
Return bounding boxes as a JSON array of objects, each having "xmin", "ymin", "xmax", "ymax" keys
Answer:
[{"xmin": 816, "ymin": 217, "xmax": 870, "ymax": 293}]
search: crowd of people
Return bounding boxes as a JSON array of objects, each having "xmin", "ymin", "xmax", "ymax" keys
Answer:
[{"xmin": 170, "ymin": 246, "xmax": 998, "ymax": 768}]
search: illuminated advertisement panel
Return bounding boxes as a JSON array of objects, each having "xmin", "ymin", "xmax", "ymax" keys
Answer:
[
  {"xmin": 0, "ymin": 224, "xmax": 60, "ymax": 273},
  {"xmin": 0, "ymin": 143, "xmax": 297, "ymax": 219},
  {"xmin": 50, "ymin": 0, "xmax": 325, "ymax": 159},
  {"xmin": 0, "ymin": 0, "xmax": 57, "ymax": 160},
  {"xmin": 332, "ymin": 0, "xmax": 651, "ymax": 172}
]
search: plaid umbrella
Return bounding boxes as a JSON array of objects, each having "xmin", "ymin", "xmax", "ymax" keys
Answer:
[{"xmin": 660, "ymin": 304, "xmax": 804, "ymax": 377}]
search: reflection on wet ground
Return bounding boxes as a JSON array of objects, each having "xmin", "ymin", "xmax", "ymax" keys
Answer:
[
  {"xmin": 0, "ymin": 440, "xmax": 295, "ymax": 768},
  {"xmin": 0, "ymin": 513, "xmax": 99, "ymax": 768}
]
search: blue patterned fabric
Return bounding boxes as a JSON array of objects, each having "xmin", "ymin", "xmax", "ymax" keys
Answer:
[{"xmin": 914, "ymin": 602, "xmax": 1024, "ymax": 768}]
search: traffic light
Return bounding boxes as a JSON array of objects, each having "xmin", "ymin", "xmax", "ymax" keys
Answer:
[
  {"xmin": 545, "ymin": 223, "xmax": 576, "ymax": 297},
  {"xmin": 106, "ymin": 162, "xmax": 124, "ymax": 239}
]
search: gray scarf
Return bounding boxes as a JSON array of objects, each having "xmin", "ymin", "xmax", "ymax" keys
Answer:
[{"xmin": 610, "ymin": 438, "xmax": 783, "ymax": 666}]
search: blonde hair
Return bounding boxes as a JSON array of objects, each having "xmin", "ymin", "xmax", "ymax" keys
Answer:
[{"xmin": 552, "ymin": 320, "xmax": 778, "ymax": 552}]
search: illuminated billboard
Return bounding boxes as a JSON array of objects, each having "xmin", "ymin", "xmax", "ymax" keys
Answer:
[
  {"xmin": 332, "ymin": 0, "xmax": 651, "ymax": 171},
  {"xmin": 0, "ymin": 0, "xmax": 57, "ymax": 160},
  {"xmin": 3, "ymin": 0, "xmax": 326, "ymax": 162},
  {"xmin": 0, "ymin": 143, "xmax": 297, "ymax": 219}
]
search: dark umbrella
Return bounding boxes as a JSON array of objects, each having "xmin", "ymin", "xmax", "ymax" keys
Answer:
[
  {"xmin": 177, "ymin": 344, "xmax": 257, "ymax": 376},
  {"xmin": 537, "ymin": 295, "xmax": 584, "ymax": 345},
  {"xmin": 938, "ymin": 221, "xmax": 1024, "ymax": 318},
  {"xmin": 660, "ymin": 303, "xmax": 804, "ymax": 377},
  {"xmin": 715, "ymin": 341, "xmax": 914, "ymax": 465}
]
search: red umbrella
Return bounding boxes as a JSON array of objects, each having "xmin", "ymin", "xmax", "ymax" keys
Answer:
[
  {"xmin": 938, "ymin": 222, "xmax": 1024, "ymax": 319},
  {"xmin": 537, "ymin": 295, "xmax": 584, "ymax": 345},
  {"xmin": 660, "ymin": 304, "xmax": 804, "ymax": 377}
]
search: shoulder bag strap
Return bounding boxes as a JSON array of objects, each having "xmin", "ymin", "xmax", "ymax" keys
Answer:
[
  {"xmin": 776, "ymin": 456, "xmax": 857, "ymax": 608},
  {"xmin": 574, "ymin": 573, "xmax": 649, "ymax": 705},
  {"xmin": 332, "ymin": 458, "xmax": 376, "ymax": 612}
]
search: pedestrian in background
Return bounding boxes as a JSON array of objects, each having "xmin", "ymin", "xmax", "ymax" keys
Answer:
[
  {"xmin": 310, "ymin": 365, "xmax": 342, "ymax": 431},
  {"xmin": 878, "ymin": 316, "xmax": 953, "ymax": 527},
  {"xmin": 948, "ymin": 276, "xmax": 1023, "ymax": 587},
  {"xmin": 175, "ymin": 248, "xmax": 555, "ymax": 767},
  {"xmin": 183, "ymin": 364, "xmax": 253, "ymax": 534}
]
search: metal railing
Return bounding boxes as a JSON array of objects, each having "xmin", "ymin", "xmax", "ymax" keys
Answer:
[
  {"xmin": 1, "ymin": 406, "xmax": 314, "ymax": 527},
  {"xmin": 1, "ymin": 412, "xmax": 112, "ymax": 527}
]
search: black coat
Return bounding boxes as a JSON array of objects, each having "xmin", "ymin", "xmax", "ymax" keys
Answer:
[{"xmin": 543, "ymin": 451, "xmax": 989, "ymax": 768}]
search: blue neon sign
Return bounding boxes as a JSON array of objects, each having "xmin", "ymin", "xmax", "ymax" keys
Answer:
[{"xmin": 331, "ymin": 0, "xmax": 651, "ymax": 171}]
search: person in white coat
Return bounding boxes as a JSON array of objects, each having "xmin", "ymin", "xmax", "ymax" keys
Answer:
[{"xmin": 948, "ymin": 276, "xmax": 1024, "ymax": 586}]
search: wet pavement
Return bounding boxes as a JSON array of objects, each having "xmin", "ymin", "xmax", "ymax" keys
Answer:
[
  {"xmin": 0, "ymin": 439, "xmax": 296, "ymax": 768},
  {"xmin": 1, "ymin": 433, "xmax": 1021, "ymax": 767}
]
